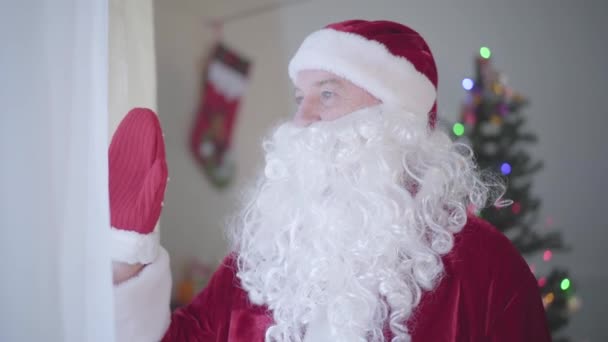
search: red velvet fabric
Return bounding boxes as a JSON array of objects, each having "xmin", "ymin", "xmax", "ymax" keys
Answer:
[
  {"xmin": 162, "ymin": 216, "xmax": 550, "ymax": 341},
  {"xmin": 109, "ymin": 108, "xmax": 168, "ymax": 234}
]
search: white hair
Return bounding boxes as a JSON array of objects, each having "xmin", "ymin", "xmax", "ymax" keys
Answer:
[{"xmin": 228, "ymin": 105, "xmax": 504, "ymax": 341}]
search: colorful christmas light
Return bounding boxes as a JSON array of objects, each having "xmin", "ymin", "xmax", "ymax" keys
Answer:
[
  {"xmin": 568, "ymin": 296, "xmax": 582, "ymax": 313},
  {"xmin": 543, "ymin": 250, "xmax": 553, "ymax": 262},
  {"xmin": 500, "ymin": 162, "xmax": 512, "ymax": 175},
  {"xmin": 561, "ymin": 278, "xmax": 571, "ymax": 291},
  {"xmin": 538, "ymin": 277, "xmax": 547, "ymax": 287},
  {"xmin": 544, "ymin": 292, "xmax": 555, "ymax": 305},
  {"xmin": 480, "ymin": 46, "xmax": 491, "ymax": 59},
  {"xmin": 453, "ymin": 123, "xmax": 465, "ymax": 136},
  {"xmin": 490, "ymin": 115, "xmax": 503, "ymax": 125},
  {"xmin": 512, "ymin": 202, "xmax": 521, "ymax": 214},
  {"xmin": 462, "ymin": 78, "xmax": 474, "ymax": 90},
  {"xmin": 493, "ymin": 83, "xmax": 504, "ymax": 95},
  {"xmin": 464, "ymin": 112, "xmax": 476, "ymax": 125}
]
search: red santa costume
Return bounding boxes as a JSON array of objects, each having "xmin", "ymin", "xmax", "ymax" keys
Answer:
[{"xmin": 113, "ymin": 20, "xmax": 551, "ymax": 342}]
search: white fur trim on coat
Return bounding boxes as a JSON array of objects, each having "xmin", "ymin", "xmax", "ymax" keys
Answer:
[
  {"xmin": 114, "ymin": 247, "xmax": 172, "ymax": 342},
  {"xmin": 288, "ymin": 29, "xmax": 437, "ymax": 115},
  {"xmin": 110, "ymin": 226, "xmax": 160, "ymax": 264}
]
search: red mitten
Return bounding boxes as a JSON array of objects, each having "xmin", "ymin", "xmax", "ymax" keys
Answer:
[{"xmin": 109, "ymin": 108, "xmax": 169, "ymax": 264}]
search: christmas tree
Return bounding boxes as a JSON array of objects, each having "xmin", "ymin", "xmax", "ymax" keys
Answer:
[{"xmin": 452, "ymin": 47, "xmax": 579, "ymax": 341}]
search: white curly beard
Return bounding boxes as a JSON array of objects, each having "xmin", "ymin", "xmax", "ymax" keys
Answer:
[{"xmin": 228, "ymin": 104, "xmax": 500, "ymax": 342}]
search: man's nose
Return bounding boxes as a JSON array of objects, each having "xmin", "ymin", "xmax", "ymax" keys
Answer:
[{"xmin": 293, "ymin": 100, "xmax": 321, "ymax": 127}]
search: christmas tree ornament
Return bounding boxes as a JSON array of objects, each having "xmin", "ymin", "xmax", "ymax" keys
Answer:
[
  {"xmin": 567, "ymin": 296, "xmax": 581, "ymax": 314},
  {"xmin": 490, "ymin": 114, "xmax": 503, "ymax": 125}
]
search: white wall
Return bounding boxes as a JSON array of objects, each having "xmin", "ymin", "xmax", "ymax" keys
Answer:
[
  {"xmin": 154, "ymin": 1, "xmax": 608, "ymax": 340},
  {"xmin": 153, "ymin": 0, "xmax": 292, "ymax": 276},
  {"xmin": 109, "ymin": 0, "xmax": 157, "ymax": 135}
]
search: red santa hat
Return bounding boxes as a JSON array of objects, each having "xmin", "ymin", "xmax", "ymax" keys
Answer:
[
  {"xmin": 109, "ymin": 108, "xmax": 168, "ymax": 264},
  {"xmin": 288, "ymin": 19, "xmax": 438, "ymax": 127}
]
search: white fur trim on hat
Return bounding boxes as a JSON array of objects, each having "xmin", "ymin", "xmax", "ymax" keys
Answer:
[
  {"xmin": 110, "ymin": 226, "xmax": 160, "ymax": 264},
  {"xmin": 288, "ymin": 29, "xmax": 437, "ymax": 114}
]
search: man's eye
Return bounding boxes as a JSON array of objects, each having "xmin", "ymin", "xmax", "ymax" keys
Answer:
[
  {"xmin": 321, "ymin": 91, "xmax": 334, "ymax": 99},
  {"xmin": 295, "ymin": 96, "xmax": 303, "ymax": 105}
]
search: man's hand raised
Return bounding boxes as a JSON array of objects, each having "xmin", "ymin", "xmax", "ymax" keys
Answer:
[{"xmin": 108, "ymin": 108, "xmax": 169, "ymax": 282}]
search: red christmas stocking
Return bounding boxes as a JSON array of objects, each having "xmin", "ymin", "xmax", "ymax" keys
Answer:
[{"xmin": 190, "ymin": 43, "xmax": 251, "ymax": 188}]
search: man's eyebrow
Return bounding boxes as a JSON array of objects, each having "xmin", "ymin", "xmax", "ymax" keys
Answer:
[
  {"xmin": 315, "ymin": 78, "xmax": 342, "ymax": 87},
  {"xmin": 294, "ymin": 78, "xmax": 342, "ymax": 93}
]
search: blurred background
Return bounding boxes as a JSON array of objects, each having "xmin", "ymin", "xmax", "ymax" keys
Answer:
[{"xmin": 116, "ymin": 0, "xmax": 607, "ymax": 340}]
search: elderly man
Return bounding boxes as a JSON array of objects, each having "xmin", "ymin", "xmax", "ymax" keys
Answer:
[{"xmin": 111, "ymin": 20, "xmax": 551, "ymax": 341}]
